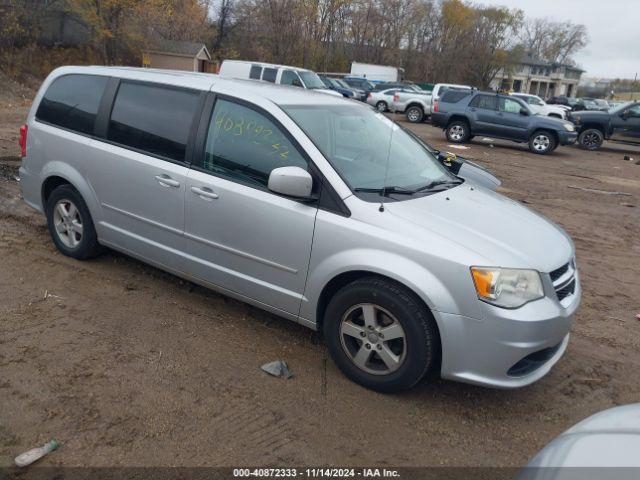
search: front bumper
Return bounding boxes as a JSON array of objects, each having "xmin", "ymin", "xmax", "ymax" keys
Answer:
[
  {"xmin": 558, "ymin": 131, "xmax": 578, "ymax": 145},
  {"xmin": 435, "ymin": 278, "xmax": 581, "ymax": 388}
]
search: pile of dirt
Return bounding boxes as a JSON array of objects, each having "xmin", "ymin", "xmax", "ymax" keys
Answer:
[{"xmin": 0, "ymin": 70, "xmax": 37, "ymax": 107}]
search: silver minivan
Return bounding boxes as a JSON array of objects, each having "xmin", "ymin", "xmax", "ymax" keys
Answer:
[{"xmin": 19, "ymin": 66, "xmax": 580, "ymax": 392}]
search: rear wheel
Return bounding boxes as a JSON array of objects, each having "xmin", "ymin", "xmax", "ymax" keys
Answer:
[
  {"xmin": 446, "ymin": 120, "xmax": 470, "ymax": 143},
  {"xmin": 376, "ymin": 101, "xmax": 388, "ymax": 112},
  {"xmin": 578, "ymin": 128, "xmax": 604, "ymax": 150},
  {"xmin": 45, "ymin": 184, "xmax": 102, "ymax": 259},
  {"xmin": 323, "ymin": 277, "xmax": 439, "ymax": 392},
  {"xmin": 529, "ymin": 130, "xmax": 556, "ymax": 155},
  {"xmin": 405, "ymin": 106, "xmax": 424, "ymax": 123}
]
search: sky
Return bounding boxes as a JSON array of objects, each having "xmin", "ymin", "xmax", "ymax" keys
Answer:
[{"xmin": 492, "ymin": 0, "xmax": 639, "ymax": 79}]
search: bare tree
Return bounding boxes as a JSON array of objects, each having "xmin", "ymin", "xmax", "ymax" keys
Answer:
[{"xmin": 518, "ymin": 17, "xmax": 587, "ymax": 64}]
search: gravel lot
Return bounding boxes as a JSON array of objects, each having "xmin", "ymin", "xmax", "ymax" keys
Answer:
[{"xmin": 1, "ymin": 94, "xmax": 639, "ymax": 469}]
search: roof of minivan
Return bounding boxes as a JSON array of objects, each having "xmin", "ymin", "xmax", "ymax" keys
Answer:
[{"xmin": 49, "ymin": 66, "xmax": 351, "ymax": 107}]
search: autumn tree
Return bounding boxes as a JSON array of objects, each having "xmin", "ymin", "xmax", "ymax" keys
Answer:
[{"xmin": 518, "ymin": 17, "xmax": 588, "ymax": 65}]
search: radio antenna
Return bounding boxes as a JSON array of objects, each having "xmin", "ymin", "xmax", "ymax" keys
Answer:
[{"xmin": 379, "ymin": 122, "xmax": 396, "ymax": 213}]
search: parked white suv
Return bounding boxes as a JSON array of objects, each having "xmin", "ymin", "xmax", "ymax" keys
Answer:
[
  {"xmin": 19, "ymin": 66, "xmax": 580, "ymax": 392},
  {"xmin": 219, "ymin": 60, "xmax": 341, "ymax": 97},
  {"xmin": 512, "ymin": 93, "xmax": 569, "ymax": 119}
]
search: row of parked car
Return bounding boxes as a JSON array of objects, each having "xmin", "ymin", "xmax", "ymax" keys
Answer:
[
  {"xmin": 358, "ymin": 81, "xmax": 639, "ymax": 155},
  {"xmin": 431, "ymin": 89, "xmax": 640, "ymax": 154},
  {"xmin": 217, "ymin": 60, "xmax": 639, "ymax": 155}
]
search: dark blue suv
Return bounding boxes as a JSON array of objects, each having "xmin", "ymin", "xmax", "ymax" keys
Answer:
[{"xmin": 431, "ymin": 90, "xmax": 578, "ymax": 154}]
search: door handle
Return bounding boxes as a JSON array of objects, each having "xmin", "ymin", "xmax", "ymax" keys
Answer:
[
  {"xmin": 155, "ymin": 174, "xmax": 180, "ymax": 188},
  {"xmin": 191, "ymin": 186, "xmax": 219, "ymax": 200}
]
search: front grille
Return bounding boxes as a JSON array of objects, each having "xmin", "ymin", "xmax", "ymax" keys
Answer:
[
  {"xmin": 549, "ymin": 263, "xmax": 569, "ymax": 282},
  {"xmin": 556, "ymin": 279, "xmax": 576, "ymax": 302},
  {"xmin": 550, "ymin": 260, "xmax": 576, "ymax": 305}
]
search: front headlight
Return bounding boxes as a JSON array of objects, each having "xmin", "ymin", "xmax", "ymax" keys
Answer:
[
  {"xmin": 563, "ymin": 123, "xmax": 575, "ymax": 132},
  {"xmin": 471, "ymin": 267, "xmax": 544, "ymax": 308}
]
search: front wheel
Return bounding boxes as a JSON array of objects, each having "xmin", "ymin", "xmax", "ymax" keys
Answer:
[
  {"xmin": 578, "ymin": 128, "xmax": 604, "ymax": 150},
  {"xmin": 405, "ymin": 106, "xmax": 424, "ymax": 123},
  {"xmin": 323, "ymin": 277, "xmax": 439, "ymax": 392},
  {"xmin": 529, "ymin": 130, "xmax": 557, "ymax": 155}
]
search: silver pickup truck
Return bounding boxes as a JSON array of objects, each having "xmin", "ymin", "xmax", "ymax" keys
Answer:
[{"xmin": 392, "ymin": 83, "xmax": 472, "ymax": 123}]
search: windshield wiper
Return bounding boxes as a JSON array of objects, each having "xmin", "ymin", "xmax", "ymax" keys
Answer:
[
  {"xmin": 354, "ymin": 186, "xmax": 416, "ymax": 196},
  {"xmin": 413, "ymin": 179, "xmax": 463, "ymax": 193}
]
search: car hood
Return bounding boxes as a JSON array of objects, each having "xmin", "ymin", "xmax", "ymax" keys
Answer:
[
  {"xmin": 535, "ymin": 115, "xmax": 574, "ymax": 129},
  {"xmin": 384, "ymin": 185, "xmax": 573, "ymax": 272},
  {"xmin": 570, "ymin": 110, "xmax": 609, "ymax": 121}
]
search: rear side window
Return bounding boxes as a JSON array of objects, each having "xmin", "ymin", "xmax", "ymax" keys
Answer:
[
  {"xmin": 249, "ymin": 65, "xmax": 262, "ymax": 80},
  {"xmin": 262, "ymin": 68, "xmax": 277, "ymax": 83},
  {"xmin": 36, "ymin": 74, "xmax": 108, "ymax": 135},
  {"xmin": 107, "ymin": 82, "xmax": 200, "ymax": 162},
  {"xmin": 470, "ymin": 94, "xmax": 498, "ymax": 110},
  {"xmin": 202, "ymin": 99, "xmax": 307, "ymax": 188},
  {"xmin": 441, "ymin": 90, "xmax": 472, "ymax": 103},
  {"xmin": 499, "ymin": 97, "xmax": 523, "ymax": 113}
]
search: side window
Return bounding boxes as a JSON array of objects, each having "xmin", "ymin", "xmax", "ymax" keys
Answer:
[
  {"xmin": 36, "ymin": 74, "xmax": 108, "ymax": 135},
  {"xmin": 262, "ymin": 68, "xmax": 277, "ymax": 83},
  {"xmin": 628, "ymin": 105, "xmax": 640, "ymax": 117},
  {"xmin": 384, "ymin": 90, "xmax": 397, "ymax": 96},
  {"xmin": 281, "ymin": 70, "xmax": 301, "ymax": 87},
  {"xmin": 203, "ymin": 99, "xmax": 308, "ymax": 188},
  {"xmin": 470, "ymin": 95, "xmax": 497, "ymax": 110},
  {"xmin": 500, "ymin": 97, "xmax": 523, "ymax": 113},
  {"xmin": 249, "ymin": 65, "xmax": 262, "ymax": 80},
  {"xmin": 107, "ymin": 82, "xmax": 200, "ymax": 162}
]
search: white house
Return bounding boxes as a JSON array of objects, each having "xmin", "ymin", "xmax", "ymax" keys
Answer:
[{"xmin": 491, "ymin": 53, "xmax": 584, "ymax": 99}]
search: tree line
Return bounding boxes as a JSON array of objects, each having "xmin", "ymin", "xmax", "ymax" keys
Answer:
[{"xmin": 1, "ymin": 0, "xmax": 588, "ymax": 87}]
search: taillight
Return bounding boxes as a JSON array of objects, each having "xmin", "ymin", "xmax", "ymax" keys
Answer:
[
  {"xmin": 367, "ymin": 92, "xmax": 372, "ymax": 98},
  {"xmin": 393, "ymin": 94, "xmax": 399, "ymax": 102},
  {"xmin": 433, "ymin": 100, "xmax": 439, "ymax": 113},
  {"xmin": 19, "ymin": 124, "xmax": 28, "ymax": 158}
]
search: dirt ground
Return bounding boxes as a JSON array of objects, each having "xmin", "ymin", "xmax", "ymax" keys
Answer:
[{"xmin": 1, "ymin": 89, "xmax": 639, "ymax": 469}]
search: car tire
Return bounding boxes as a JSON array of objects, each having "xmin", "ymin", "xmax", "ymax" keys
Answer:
[
  {"xmin": 529, "ymin": 130, "xmax": 557, "ymax": 155},
  {"xmin": 45, "ymin": 184, "xmax": 102, "ymax": 260},
  {"xmin": 376, "ymin": 101, "xmax": 388, "ymax": 113},
  {"xmin": 445, "ymin": 120, "xmax": 470, "ymax": 143},
  {"xmin": 405, "ymin": 106, "xmax": 424, "ymax": 123},
  {"xmin": 323, "ymin": 276, "xmax": 439, "ymax": 393},
  {"xmin": 578, "ymin": 128, "xmax": 604, "ymax": 150}
]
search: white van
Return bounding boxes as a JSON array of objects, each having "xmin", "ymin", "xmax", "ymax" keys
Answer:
[{"xmin": 219, "ymin": 60, "xmax": 342, "ymax": 97}]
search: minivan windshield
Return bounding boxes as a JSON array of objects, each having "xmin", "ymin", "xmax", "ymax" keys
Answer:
[
  {"xmin": 299, "ymin": 71, "xmax": 327, "ymax": 90},
  {"xmin": 283, "ymin": 104, "xmax": 457, "ymax": 194}
]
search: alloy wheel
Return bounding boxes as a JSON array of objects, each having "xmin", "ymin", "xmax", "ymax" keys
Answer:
[
  {"xmin": 52, "ymin": 199, "xmax": 83, "ymax": 248},
  {"xmin": 407, "ymin": 109, "xmax": 421, "ymax": 122},
  {"xmin": 376, "ymin": 102, "xmax": 387, "ymax": 112},
  {"xmin": 449, "ymin": 125, "xmax": 465, "ymax": 141},
  {"xmin": 532, "ymin": 134, "xmax": 550, "ymax": 152},
  {"xmin": 583, "ymin": 132, "xmax": 601, "ymax": 148},
  {"xmin": 339, "ymin": 303, "xmax": 407, "ymax": 375}
]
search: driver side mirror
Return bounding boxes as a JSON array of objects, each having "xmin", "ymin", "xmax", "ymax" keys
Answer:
[
  {"xmin": 519, "ymin": 107, "xmax": 530, "ymax": 116},
  {"xmin": 621, "ymin": 109, "xmax": 631, "ymax": 120},
  {"xmin": 291, "ymin": 78, "xmax": 303, "ymax": 88},
  {"xmin": 268, "ymin": 166, "xmax": 313, "ymax": 198}
]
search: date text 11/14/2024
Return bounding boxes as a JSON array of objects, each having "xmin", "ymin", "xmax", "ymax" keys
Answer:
[{"xmin": 233, "ymin": 468, "xmax": 401, "ymax": 478}]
